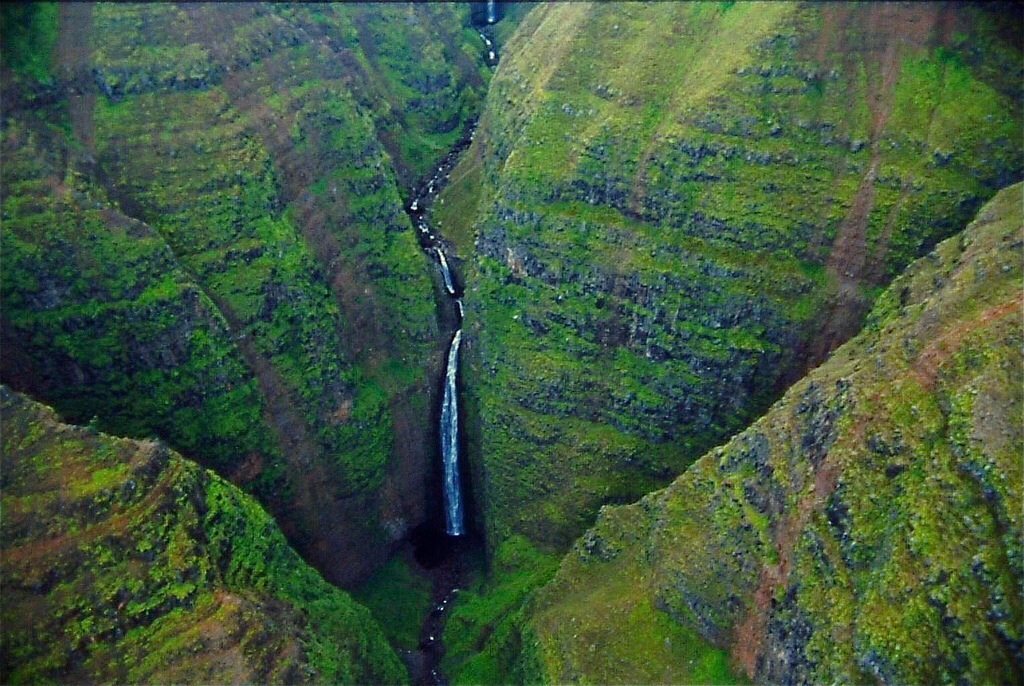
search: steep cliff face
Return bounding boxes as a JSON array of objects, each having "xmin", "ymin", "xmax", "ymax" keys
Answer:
[
  {"xmin": 0, "ymin": 386, "xmax": 405, "ymax": 684},
  {"xmin": 526, "ymin": 184, "xmax": 1022, "ymax": 684},
  {"xmin": 461, "ymin": 0, "xmax": 1021, "ymax": 554},
  {"xmin": 1, "ymin": 2, "xmax": 490, "ymax": 583}
]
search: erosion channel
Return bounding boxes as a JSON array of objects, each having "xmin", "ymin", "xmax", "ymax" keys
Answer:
[{"xmin": 398, "ymin": 19, "xmax": 498, "ymax": 685}]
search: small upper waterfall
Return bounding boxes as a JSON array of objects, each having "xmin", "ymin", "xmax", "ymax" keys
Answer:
[
  {"xmin": 486, "ymin": 0, "xmax": 496, "ymax": 24},
  {"xmin": 436, "ymin": 248, "xmax": 457, "ymax": 296},
  {"xmin": 440, "ymin": 329, "xmax": 464, "ymax": 536},
  {"xmin": 479, "ymin": 32, "xmax": 496, "ymax": 64}
]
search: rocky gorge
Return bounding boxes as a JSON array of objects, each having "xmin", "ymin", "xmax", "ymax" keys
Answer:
[{"xmin": 1, "ymin": 2, "xmax": 1021, "ymax": 684}]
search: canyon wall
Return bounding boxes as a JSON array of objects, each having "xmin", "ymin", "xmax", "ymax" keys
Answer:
[
  {"xmin": 1, "ymin": 2, "xmax": 491, "ymax": 583},
  {"xmin": 526, "ymin": 182, "xmax": 1022, "ymax": 684},
  {"xmin": 462, "ymin": 0, "xmax": 1021, "ymax": 553}
]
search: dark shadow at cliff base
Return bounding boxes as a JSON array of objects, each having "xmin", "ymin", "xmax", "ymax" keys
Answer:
[{"xmin": 404, "ymin": 525, "xmax": 485, "ymax": 686}]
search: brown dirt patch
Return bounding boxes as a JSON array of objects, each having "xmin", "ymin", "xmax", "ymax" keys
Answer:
[
  {"xmin": 229, "ymin": 451, "xmax": 265, "ymax": 485},
  {"xmin": 733, "ymin": 405, "xmax": 849, "ymax": 677},
  {"xmin": 56, "ymin": 3, "xmax": 96, "ymax": 155},
  {"xmin": 801, "ymin": 3, "xmax": 955, "ymax": 374},
  {"xmin": 331, "ymin": 399, "xmax": 353, "ymax": 424},
  {"xmin": 913, "ymin": 293, "xmax": 1023, "ymax": 390},
  {"xmin": 5, "ymin": 450, "xmax": 178, "ymax": 568}
]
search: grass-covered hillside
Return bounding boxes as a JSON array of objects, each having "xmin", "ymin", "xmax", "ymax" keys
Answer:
[
  {"xmin": 0, "ymin": 385, "xmax": 406, "ymax": 684},
  {"xmin": 1, "ymin": 2, "xmax": 491, "ymax": 583},
  {"xmin": 526, "ymin": 183, "xmax": 1023, "ymax": 684},
  {"xmin": 457, "ymin": 0, "xmax": 1021, "ymax": 554}
]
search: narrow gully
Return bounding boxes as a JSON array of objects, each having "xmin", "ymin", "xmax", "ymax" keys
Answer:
[{"xmin": 398, "ymin": 21, "xmax": 498, "ymax": 686}]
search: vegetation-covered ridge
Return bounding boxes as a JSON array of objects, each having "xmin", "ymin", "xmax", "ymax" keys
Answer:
[
  {"xmin": 0, "ymin": 385, "xmax": 406, "ymax": 685},
  {"xmin": 431, "ymin": 5, "xmax": 1021, "ymax": 679},
  {"xmin": 527, "ymin": 182, "xmax": 1023, "ymax": 684},
  {"xmin": 1, "ymin": 2, "xmax": 492, "ymax": 582},
  {"xmin": 461, "ymin": 0, "xmax": 1022, "ymax": 556}
]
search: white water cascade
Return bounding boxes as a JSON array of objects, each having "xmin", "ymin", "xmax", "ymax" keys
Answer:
[
  {"xmin": 436, "ymin": 248, "xmax": 457, "ymax": 295},
  {"xmin": 440, "ymin": 329, "xmax": 464, "ymax": 536},
  {"xmin": 478, "ymin": 32, "xmax": 496, "ymax": 64},
  {"xmin": 486, "ymin": 0, "xmax": 496, "ymax": 24}
]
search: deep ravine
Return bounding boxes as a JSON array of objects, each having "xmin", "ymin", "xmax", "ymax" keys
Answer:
[
  {"xmin": 398, "ymin": 20, "xmax": 499, "ymax": 685},
  {"xmin": 402, "ymin": 131, "xmax": 472, "ymax": 686}
]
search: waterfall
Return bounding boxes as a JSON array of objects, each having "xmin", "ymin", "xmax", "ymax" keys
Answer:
[
  {"xmin": 440, "ymin": 329, "xmax": 464, "ymax": 536},
  {"xmin": 436, "ymin": 248, "xmax": 457, "ymax": 295},
  {"xmin": 400, "ymin": 80, "xmax": 484, "ymax": 542},
  {"xmin": 486, "ymin": 0, "xmax": 496, "ymax": 24}
]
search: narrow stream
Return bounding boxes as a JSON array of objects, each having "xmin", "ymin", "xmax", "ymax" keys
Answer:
[{"xmin": 399, "ymin": 20, "xmax": 499, "ymax": 686}]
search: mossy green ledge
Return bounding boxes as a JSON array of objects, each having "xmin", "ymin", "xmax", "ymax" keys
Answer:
[{"xmin": 0, "ymin": 385, "xmax": 406, "ymax": 685}]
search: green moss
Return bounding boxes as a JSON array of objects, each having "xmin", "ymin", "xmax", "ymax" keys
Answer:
[
  {"xmin": 442, "ymin": 536, "xmax": 559, "ymax": 684},
  {"xmin": 1, "ymin": 3, "xmax": 58, "ymax": 84},
  {"xmin": 267, "ymin": 2, "xmax": 490, "ymax": 188},
  {"xmin": 91, "ymin": 4, "xmax": 214, "ymax": 96},
  {"xmin": 465, "ymin": 0, "xmax": 1021, "ymax": 571},
  {"xmin": 0, "ymin": 111, "xmax": 285, "ymax": 499},
  {"xmin": 434, "ymin": 142, "xmax": 485, "ymax": 257},
  {"xmin": 202, "ymin": 476, "xmax": 407, "ymax": 683},
  {"xmin": 352, "ymin": 555, "xmax": 434, "ymax": 650},
  {"xmin": 3, "ymin": 0, "xmax": 496, "ymax": 588}
]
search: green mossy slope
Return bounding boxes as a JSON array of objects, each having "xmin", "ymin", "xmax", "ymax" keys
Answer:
[
  {"xmin": 439, "ymin": 6, "xmax": 1021, "ymax": 679},
  {"xmin": 2, "ymin": 2, "xmax": 491, "ymax": 583},
  {"xmin": 527, "ymin": 183, "xmax": 1023, "ymax": 683},
  {"xmin": 464, "ymin": 0, "xmax": 1021, "ymax": 557},
  {"xmin": 0, "ymin": 385, "xmax": 406, "ymax": 684},
  {"xmin": 0, "ymin": 103, "xmax": 288, "ymax": 502},
  {"xmin": 440, "ymin": 536, "xmax": 560, "ymax": 685},
  {"xmin": 0, "ymin": 3, "xmax": 58, "ymax": 85}
]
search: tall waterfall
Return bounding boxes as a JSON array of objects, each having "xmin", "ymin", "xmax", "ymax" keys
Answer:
[
  {"xmin": 440, "ymin": 329, "xmax": 464, "ymax": 536},
  {"xmin": 486, "ymin": 0, "xmax": 496, "ymax": 24}
]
